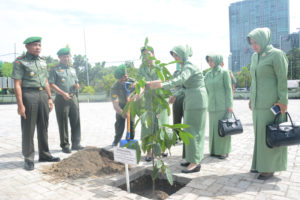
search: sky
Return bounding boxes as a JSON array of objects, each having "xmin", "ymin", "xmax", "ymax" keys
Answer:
[{"xmin": 0, "ymin": 0, "xmax": 299, "ymax": 72}]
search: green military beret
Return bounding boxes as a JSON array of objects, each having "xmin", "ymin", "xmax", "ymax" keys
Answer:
[
  {"xmin": 57, "ymin": 48, "xmax": 70, "ymax": 56},
  {"xmin": 23, "ymin": 36, "xmax": 42, "ymax": 44},
  {"xmin": 114, "ymin": 64, "xmax": 127, "ymax": 79}
]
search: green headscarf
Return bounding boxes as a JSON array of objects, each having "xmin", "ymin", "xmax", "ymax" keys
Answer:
[
  {"xmin": 205, "ymin": 54, "xmax": 223, "ymax": 70},
  {"xmin": 170, "ymin": 45, "xmax": 193, "ymax": 63},
  {"xmin": 114, "ymin": 64, "xmax": 127, "ymax": 79},
  {"xmin": 246, "ymin": 27, "xmax": 271, "ymax": 53}
]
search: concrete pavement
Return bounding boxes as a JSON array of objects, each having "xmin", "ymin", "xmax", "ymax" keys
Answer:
[{"xmin": 0, "ymin": 100, "xmax": 300, "ymax": 200}]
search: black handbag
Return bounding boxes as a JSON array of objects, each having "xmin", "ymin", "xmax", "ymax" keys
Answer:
[
  {"xmin": 266, "ymin": 112, "xmax": 300, "ymax": 148},
  {"xmin": 218, "ymin": 112, "xmax": 243, "ymax": 137}
]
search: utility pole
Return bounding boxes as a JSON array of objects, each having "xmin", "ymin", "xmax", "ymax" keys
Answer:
[{"xmin": 83, "ymin": 28, "xmax": 89, "ymax": 86}]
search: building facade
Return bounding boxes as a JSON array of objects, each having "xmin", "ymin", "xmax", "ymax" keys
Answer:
[
  {"xmin": 280, "ymin": 30, "xmax": 300, "ymax": 53},
  {"xmin": 229, "ymin": 0, "xmax": 290, "ymax": 72}
]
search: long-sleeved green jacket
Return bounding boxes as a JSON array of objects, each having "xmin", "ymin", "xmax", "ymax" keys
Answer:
[
  {"xmin": 205, "ymin": 54, "xmax": 233, "ymax": 112},
  {"xmin": 162, "ymin": 45, "xmax": 207, "ymax": 110},
  {"xmin": 247, "ymin": 28, "xmax": 288, "ymax": 109}
]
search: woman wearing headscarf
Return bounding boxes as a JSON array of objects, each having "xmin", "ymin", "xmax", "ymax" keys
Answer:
[
  {"xmin": 204, "ymin": 54, "xmax": 233, "ymax": 159},
  {"xmin": 247, "ymin": 27, "xmax": 288, "ymax": 180},
  {"xmin": 148, "ymin": 45, "xmax": 208, "ymax": 173},
  {"xmin": 138, "ymin": 47, "xmax": 169, "ymax": 161}
]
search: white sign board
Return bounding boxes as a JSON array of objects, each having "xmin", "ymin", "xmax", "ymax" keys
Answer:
[{"xmin": 113, "ymin": 147, "xmax": 137, "ymax": 165}]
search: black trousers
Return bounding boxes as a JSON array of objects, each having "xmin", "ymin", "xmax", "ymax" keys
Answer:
[
  {"xmin": 113, "ymin": 113, "xmax": 135, "ymax": 145},
  {"xmin": 172, "ymin": 94, "xmax": 184, "ymax": 135},
  {"xmin": 54, "ymin": 94, "xmax": 81, "ymax": 149},
  {"xmin": 21, "ymin": 89, "xmax": 52, "ymax": 162}
]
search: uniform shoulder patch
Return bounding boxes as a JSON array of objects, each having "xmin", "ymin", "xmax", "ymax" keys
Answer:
[{"xmin": 112, "ymin": 94, "xmax": 118, "ymax": 98}]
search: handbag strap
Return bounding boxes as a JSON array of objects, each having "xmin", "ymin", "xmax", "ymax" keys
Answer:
[
  {"xmin": 274, "ymin": 112, "xmax": 294, "ymax": 127},
  {"xmin": 222, "ymin": 111, "xmax": 235, "ymax": 120}
]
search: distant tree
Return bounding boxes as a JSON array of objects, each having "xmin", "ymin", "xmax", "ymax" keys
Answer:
[
  {"xmin": 286, "ymin": 48, "xmax": 300, "ymax": 80},
  {"xmin": 236, "ymin": 66, "xmax": 251, "ymax": 89},
  {"xmin": 72, "ymin": 54, "xmax": 92, "ymax": 88},
  {"xmin": 0, "ymin": 62, "xmax": 13, "ymax": 77},
  {"xmin": 100, "ymin": 73, "xmax": 116, "ymax": 96}
]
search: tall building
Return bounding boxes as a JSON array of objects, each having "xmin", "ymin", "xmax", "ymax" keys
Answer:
[
  {"xmin": 280, "ymin": 30, "xmax": 300, "ymax": 53},
  {"xmin": 229, "ymin": 0, "xmax": 290, "ymax": 72}
]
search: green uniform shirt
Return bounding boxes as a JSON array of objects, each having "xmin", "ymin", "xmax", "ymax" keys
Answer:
[
  {"xmin": 12, "ymin": 53, "xmax": 48, "ymax": 87},
  {"xmin": 111, "ymin": 78, "xmax": 134, "ymax": 108},
  {"xmin": 48, "ymin": 63, "xmax": 78, "ymax": 93}
]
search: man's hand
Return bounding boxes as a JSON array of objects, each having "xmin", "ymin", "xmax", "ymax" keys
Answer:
[
  {"xmin": 248, "ymin": 100, "xmax": 252, "ymax": 111},
  {"xmin": 62, "ymin": 92, "xmax": 71, "ymax": 100},
  {"xmin": 74, "ymin": 83, "xmax": 80, "ymax": 90},
  {"xmin": 274, "ymin": 102, "xmax": 287, "ymax": 114},
  {"xmin": 49, "ymin": 99, "xmax": 54, "ymax": 112},
  {"xmin": 18, "ymin": 104, "xmax": 26, "ymax": 119},
  {"xmin": 168, "ymin": 96, "xmax": 176, "ymax": 104}
]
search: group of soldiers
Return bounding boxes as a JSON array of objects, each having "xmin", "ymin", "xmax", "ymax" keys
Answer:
[{"xmin": 12, "ymin": 37, "xmax": 83, "ymax": 171}]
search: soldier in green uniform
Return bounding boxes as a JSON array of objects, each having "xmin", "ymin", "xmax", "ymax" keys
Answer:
[
  {"xmin": 148, "ymin": 45, "xmax": 208, "ymax": 173},
  {"xmin": 138, "ymin": 47, "xmax": 169, "ymax": 161},
  {"xmin": 111, "ymin": 64, "xmax": 135, "ymax": 146},
  {"xmin": 205, "ymin": 54, "xmax": 233, "ymax": 159},
  {"xmin": 247, "ymin": 27, "xmax": 288, "ymax": 180},
  {"xmin": 12, "ymin": 37, "xmax": 60, "ymax": 171},
  {"xmin": 48, "ymin": 48, "xmax": 83, "ymax": 153}
]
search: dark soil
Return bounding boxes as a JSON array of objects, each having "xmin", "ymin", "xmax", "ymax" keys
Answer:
[
  {"xmin": 42, "ymin": 147, "xmax": 124, "ymax": 180},
  {"xmin": 119, "ymin": 174, "xmax": 186, "ymax": 200}
]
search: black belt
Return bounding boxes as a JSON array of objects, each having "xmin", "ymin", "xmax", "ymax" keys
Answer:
[{"xmin": 22, "ymin": 87, "xmax": 45, "ymax": 91}]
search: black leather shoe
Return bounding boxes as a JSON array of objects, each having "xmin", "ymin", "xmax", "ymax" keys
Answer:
[
  {"xmin": 250, "ymin": 169, "xmax": 258, "ymax": 173},
  {"xmin": 181, "ymin": 164, "xmax": 201, "ymax": 173},
  {"xmin": 161, "ymin": 152, "xmax": 168, "ymax": 157},
  {"xmin": 24, "ymin": 160, "xmax": 34, "ymax": 171},
  {"xmin": 62, "ymin": 147, "xmax": 71, "ymax": 154},
  {"xmin": 145, "ymin": 157, "xmax": 152, "ymax": 162},
  {"xmin": 72, "ymin": 145, "xmax": 84, "ymax": 150},
  {"xmin": 39, "ymin": 156, "xmax": 60, "ymax": 162},
  {"xmin": 217, "ymin": 154, "xmax": 228, "ymax": 159},
  {"xmin": 180, "ymin": 162, "xmax": 190, "ymax": 167},
  {"xmin": 257, "ymin": 173, "xmax": 274, "ymax": 180}
]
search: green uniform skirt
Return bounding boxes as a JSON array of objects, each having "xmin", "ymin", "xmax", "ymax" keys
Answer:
[
  {"xmin": 184, "ymin": 108, "xmax": 207, "ymax": 163},
  {"xmin": 251, "ymin": 109, "xmax": 287, "ymax": 172},
  {"xmin": 208, "ymin": 111, "xmax": 231, "ymax": 155}
]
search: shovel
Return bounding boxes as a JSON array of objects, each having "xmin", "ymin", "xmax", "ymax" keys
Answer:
[{"xmin": 120, "ymin": 81, "xmax": 138, "ymax": 148}]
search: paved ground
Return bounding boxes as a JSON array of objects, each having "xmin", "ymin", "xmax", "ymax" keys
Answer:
[{"xmin": 0, "ymin": 100, "xmax": 300, "ymax": 200}]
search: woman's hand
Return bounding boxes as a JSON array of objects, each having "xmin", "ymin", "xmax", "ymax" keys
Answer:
[
  {"xmin": 274, "ymin": 102, "xmax": 287, "ymax": 114},
  {"xmin": 248, "ymin": 100, "xmax": 252, "ymax": 111},
  {"xmin": 168, "ymin": 96, "xmax": 176, "ymax": 104},
  {"xmin": 227, "ymin": 107, "xmax": 233, "ymax": 113},
  {"xmin": 146, "ymin": 80, "xmax": 162, "ymax": 89}
]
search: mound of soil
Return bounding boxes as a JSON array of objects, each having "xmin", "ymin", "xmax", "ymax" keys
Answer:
[{"xmin": 42, "ymin": 147, "xmax": 124, "ymax": 180}]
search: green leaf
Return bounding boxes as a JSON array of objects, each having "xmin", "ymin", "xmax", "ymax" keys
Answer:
[
  {"xmin": 155, "ymin": 60, "xmax": 161, "ymax": 65},
  {"xmin": 156, "ymin": 160, "xmax": 163, "ymax": 168},
  {"xmin": 144, "ymin": 37, "xmax": 148, "ymax": 46},
  {"xmin": 180, "ymin": 131, "xmax": 194, "ymax": 139},
  {"xmin": 179, "ymin": 131, "xmax": 190, "ymax": 145},
  {"xmin": 134, "ymin": 117, "xmax": 141, "ymax": 130},
  {"xmin": 153, "ymin": 143, "xmax": 161, "ymax": 157},
  {"xmin": 155, "ymin": 69, "xmax": 165, "ymax": 82},
  {"xmin": 163, "ymin": 123, "xmax": 190, "ymax": 129},
  {"xmin": 165, "ymin": 167, "xmax": 173, "ymax": 185},
  {"xmin": 122, "ymin": 102, "xmax": 130, "ymax": 117},
  {"xmin": 152, "ymin": 165, "xmax": 159, "ymax": 181},
  {"xmin": 138, "ymin": 79, "xmax": 146, "ymax": 88}
]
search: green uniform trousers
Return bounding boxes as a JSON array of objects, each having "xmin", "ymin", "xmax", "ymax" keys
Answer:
[
  {"xmin": 21, "ymin": 88, "xmax": 52, "ymax": 162},
  {"xmin": 251, "ymin": 109, "xmax": 287, "ymax": 172},
  {"xmin": 54, "ymin": 94, "xmax": 81, "ymax": 149},
  {"xmin": 184, "ymin": 108, "xmax": 207, "ymax": 163},
  {"xmin": 208, "ymin": 111, "xmax": 232, "ymax": 155},
  {"xmin": 173, "ymin": 94, "xmax": 184, "ymax": 134},
  {"xmin": 113, "ymin": 113, "xmax": 135, "ymax": 145}
]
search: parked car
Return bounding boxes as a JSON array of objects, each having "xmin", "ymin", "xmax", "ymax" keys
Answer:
[{"xmin": 235, "ymin": 88, "xmax": 247, "ymax": 92}]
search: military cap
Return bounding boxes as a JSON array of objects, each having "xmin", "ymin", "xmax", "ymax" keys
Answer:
[
  {"xmin": 23, "ymin": 36, "xmax": 42, "ymax": 44},
  {"xmin": 57, "ymin": 48, "xmax": 70, "ymax": 56},
  {"xmin": 114, "ymin": 64, "xmax": 127, "ymax": 79}
]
